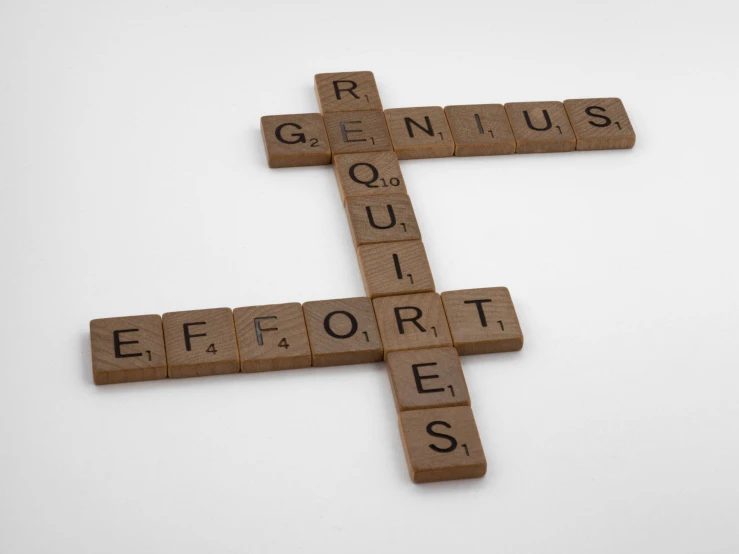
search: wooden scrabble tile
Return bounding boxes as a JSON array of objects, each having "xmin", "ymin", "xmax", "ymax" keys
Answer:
[
  {"xmin": 346, "ymin": 194, "xmax": 421, "ymax": 247},
  {"xmin": 384, "ymin": 106, "xmax": 454, "ymax": 160},
  {"xmin": 323, "ymin": 111, "xmax": 392, "ymax": 156},
  {"xmin": 563, "ymin": 98, "xmax": 636, "ymax": 151},
  {"xmin": 260, "ymin": 113, "xmax": 331, "ymax": 168},
  {"xmin": 444, "ymin": 104, "xmax": 516, "ymax": 157},
  {"xmin": 441, "ymin": 287, "xmax": 524, "ymax": 355},
  {"xmin": 162, "ymin": 308, "xmax": 239, "ymax": 378},
  {"xmin": 504, "ymin": 101, "xmax": 576, "ymax": 154},
  {"xmin": 89, "ymin": 314, "xmax": 167, "ymax": 385},
  {"xmin": 233, "ymin": 303, "xmax": 312, "ymax": 373},
  {"xmin": 357, "ymin": 240, "xmax": 435, "ymax": 298},
  {"xmin": 315, "ymin": 71, "xmax": 383, "ymax": 114},
  {"xmin": 303, "ymin": 297, "xmax": 384, "ymax": 367},
  {"xmin": 386, "ymin": 347, "xmax": 470, "ymax": 412},
  {"xmin": 333, "ymin": 151, "xmax": 408, "ymax": 204},
  {"xmin": 399, "ymin": 406, "xmax": 486, "ymax": 483},
  {"xmin": 373, "ymin": 293, "xmax": 453, "ymax": 357}
]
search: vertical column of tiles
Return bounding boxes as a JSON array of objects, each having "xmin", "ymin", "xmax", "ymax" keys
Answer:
[
  {"xmin": 441, "ymin": 287, "xmax": 524, "ymax": 355},
  {"xmin": 333, "ymin": 151, "xmax": 408, "ymax": 204},
  {"xmin": 357, "ymin": 240, "xmax": 435, "ymax": 298},
  {"xmin": 399, "ymin": 406, "xmax": 487, "ymax": 483},
  {"xmin": 162, "ymin": 308, "xmax": 240, "ymax": 378},
  {"xmin": 260, "ymin": 114, "xmax": 331, "ymax": 168},
  {"xmin": 384, "ymin": 107, "xmax": 454, "ymax": 159},
  {"xmin": 234, "ymin": 303, "xmax": 312, "ymax": 373},
  {"xmin": 315, "ymin": 71, "xmax": 383, "ymax": 113},
  {"xmin": 444, "ymin": 104, "xmax": 516, "ymax": 157},
  {"xmin": 563, "ymin": 98, "xmax": 636, "ymax": 150},
  {"xmin": 303, "ymin": 297, "xmax": 384, "ymax": 367},
  {"xmin": 90, "ymin": 314, "xmax": 168, "ymax": 385},
  {"xmin": 504, "ymin": 101, "xmax": 576, "ymax": 153}
]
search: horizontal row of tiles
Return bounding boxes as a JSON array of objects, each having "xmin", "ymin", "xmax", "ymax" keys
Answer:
[
  {"xmin": 90, "ymin": 288, "xmax": 523, "ymax": 385},
  {"xmin": 261, "ymin": 99, "xmax": 635, "ymax": 168}
]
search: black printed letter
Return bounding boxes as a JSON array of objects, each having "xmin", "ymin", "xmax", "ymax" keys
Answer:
[
  {"xmin": 254, "ymin": 316, "xmax": 278, "ymax": 346},
  {"xmin": 427, "ymin": 421, "xmax": 458, "ymax": 453},
  {"xmin": 275, "ymin": 123, "xmax": 306, "ymax": 144},
  {"xmin": 183, "ymin": 322, "xmax": 207, "ymax": 351},
  {"xmin": 523, "ymin": 109, "xmax": 552, "ymax": 131},
  {"xmin": 333, "ymin": 80, "xmax": 359, "ymax": 100},
  {"xmin": 405, "ymin": 116, "xmax": 434, "ymax": 138},
  {"xmin": 585, "ymin": 106, "xmax": 612, "ymax": 127},
  {"xmin": 323, "ymin": 310, "xmax": 358, "ymax": 339},
  {"xmin": 413, "ymin": 363, "xmax": 445, "ymax": 394},
  {"xmin": 113, "ymin": 329, "xmax": 142, "ymax": 358},
  {"xmin": 464, "ymin": 299, "xmax": 492, "ymax": 327},
  {"xmin": 366, "ymin": 204, "xmax": 396, "ymax": 229},
  {"xmin": 394, "ymin": 306, "xmax": 425, "ymax": 334}
]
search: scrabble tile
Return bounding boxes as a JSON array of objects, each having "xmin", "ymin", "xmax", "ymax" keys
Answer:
[
  {"xmin": 386, "ymin": 347, "xmax": 470, "ymax": 412},
  {"xmin": 441, "ymin": 287, "xmax": 524, "ymax": 355},
  {"xmin": 260, "ymin": 113, "xmax": 331, "ymax": 168},
  {"xmin": 563, "ymin": 98, "xmax": 636, "ymax": 151},
  {"xmin": 384, "ymin": 106, "xmax": 454, "ymax": 160},
  {"xmin": 399, "ymin": 406, "xmax": 486, "ymax": 483},
  {"xmin": 373, "ymin": 293, "xmax": 453, "ymax": 357},
  {"xmin": 346, "ymin": 194, "xmax": 421, "ymax": 247},
  {"xmin": 444, "ymin": 104, "xmax": 516, "ymax": 157},
  {"xmin": 357, "ymin": 240, "xmax": 435, "ymax": 298},
  {"xmin": 315, "ymin": 71, "xmax": 383, "ymax": 114},
  {"xmin": 233, "ymin": 303, "xmax": 312, "ymax": 373},
  {"xmin": 504, "ymin": 101, "xmax": 576, "ymax": 154},
  {"xmin": 303, "ymin": 297, "xmax": 384, "ymax": 367},
  {"xmin": 89, "ymin": 314, "xmax": 167, "ymax": 385},
  {"xmin": 323, "ymin": 111, "xmax": 392, "ymax": 156},
  {"xmin": 162, "ymin": 308, "xmax": 239, "ymax": 378},
  {"xmin": 333, "ymin": 151, "xmax": 408, "ymax": 204}
]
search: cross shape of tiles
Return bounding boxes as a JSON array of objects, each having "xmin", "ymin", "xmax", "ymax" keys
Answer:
[{"xmin": 89, "ymin": 71, "xmax": 635, "ymax": 484}]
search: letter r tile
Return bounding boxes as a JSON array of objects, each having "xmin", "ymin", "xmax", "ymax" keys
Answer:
[
  {"xmin": 315, "ymin": 71, "xmax": 383, "ymax": 114},
  {"xmin": 89, "ymin": 314, "xmax": 167, "ymax": 385},
  {"xmin": 373, "ymin": 293, "xmax": 452, "ymax": 358},
  {"xmin": 261, "ymin": 113, "xmax": 331, "ymax": 168},
  {"xmin": 303, "ymin": 297, "xmax": 384, "ymax": 367},
  {"xmin": 441, "ymin": 287, "xmax": 524, "ymax": 355},
  {"xmin": 504, "ymin": 101, "xmax": 576, "ymax": 153},
  {"xmin": 162, "ymin": 308, "xmax": 240, "ymax": 378},
  {"xmin": 234, "ymin": 303, "xmax": 312, "ymax": 373}
]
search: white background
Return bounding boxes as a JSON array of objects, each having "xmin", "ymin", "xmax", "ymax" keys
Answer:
[{"xmin": 1, "ymin": 1, "xmax": 738, "ymax": 552}]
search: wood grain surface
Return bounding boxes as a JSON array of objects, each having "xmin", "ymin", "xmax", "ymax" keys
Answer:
[
  {"xmin": 234, "ymin": 302, "xmax": 312, "ymax": 373},
  {"xmin": 399, "ymin": 405, "xmax": 486, "ymax": 483},
  {"xmin": 303, "ymin": 297, "xmax": 384, "ymax": 367},
  {"xmin": 357, "ymin": 240, "xmax": 435, "ymax": 298},
  {"xmin": 441, "ymin": 287, "xmax": 524, "ymax": 355},
  {"xmin": 333, "ymin": 151, "xmax": 408, "ymax": 204},
  {"xmin": 260, "ymin": 113, "xmax": 331, "ymax": 168},
  {"xmin": 384, "ymin": 106, "xmax": 454, "ymax": 159},
  {"xmin": 162, "ymin": 308, "xmax": 239, "ymax": 378},
  {"xmin": 563, "ymin": 98, "xmax": 636, "ymax": 150},
  {"xmin": 373, "ymin": 292, "xmax": 452, "ymax": 357},
  {"xmin": 444, "ymin": 104, "xmax": 516, "ymax": 156},
  {"xmin": 346, "ymin": 194, "xmax": 421, "ymax": 247},
  {"xmin": 315, "ymin": 71, "xmax": 383, "ymax": 114},
  {"xmin": 323, "ymin": 110, "xmax": 392, "ymax": 156},
  {"xmin": 386, "ymin": 347, "xmax": 470, "ymax": 412},
  {"xmin": 90, "ymin": 314, "xmax": 167, "ymax": 385},
  {"xmin": 504, "ymin": 101, "xmax": 576, "ymax": 153}
]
